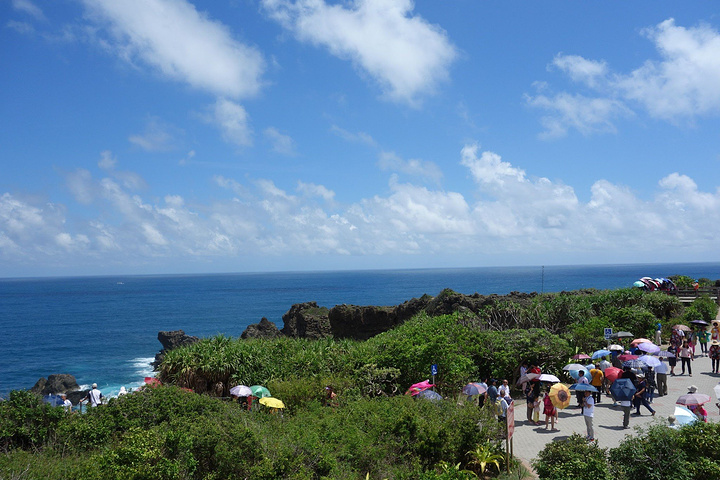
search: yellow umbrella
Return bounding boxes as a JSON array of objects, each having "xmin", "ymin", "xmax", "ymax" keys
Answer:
[
  {"xmin": 259, "ymin": 397, "xmax": 285, "ymax": 409},
  {"xmin": 549, "ymin": 383, "xmax": 571, "ymax": 409}
]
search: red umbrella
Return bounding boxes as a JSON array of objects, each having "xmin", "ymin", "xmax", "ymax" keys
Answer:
[
  {"xmin": 617, "ymin": 354, "xmax": 638, "ymax": 362},
  {"xmin": 604, "ymin": 367, "xmax": 623, "ymax": 383},
  {"xmin": 572, "ymin": 353, "xmax": 591, "ymax": 360}
]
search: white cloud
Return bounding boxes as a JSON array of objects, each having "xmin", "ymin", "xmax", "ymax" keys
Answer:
[
  {"xmin": 11, "ymin": 0, "xmax": 45, "ymax": 21},
  {"xmin": 329, "ymin": 125, "xmax": 377, "ymax": 147},
  {"xmin": 4, "ymin": 144, "xmax": 720, "ymax": 271},
  {"xmin": 530, "ymin": 19, "xmax": 720, "ymax": 136},
  {"xmin": 262, "ymin": 0, "xmax": 457, "ymax": 106},
  {"xmin": 98, "ymin": 150, "xmax": 116, "ymax": 170},
  {"xmin": 263, "ymin": 127, "xmax": 296, "ymax": 155},
  {"xmin": 129, "ymin": 117, "xmax": 181, "ymax": 152},
  {"xmin": 207, "ymin": 98, "xmax": 252, "ymax": 147},
  {"xmin": 526, "ymin": 91, "xmax": 632, "ymax": 139},
  {"xmin": 6, "ymin": 20, "xmax": 35, "ymax": 35},
  {"xmin": 378, "ymin": 151, "xmax": 442, "ymax": 184},
  {"xmin": 81, "ymin": 0, "xmax": 265, "ymax": 99}
]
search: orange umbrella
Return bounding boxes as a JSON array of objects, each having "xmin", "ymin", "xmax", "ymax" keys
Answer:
[{"xmin": 549, "ymin": 383, "xmax": 571, "ymax": 409}]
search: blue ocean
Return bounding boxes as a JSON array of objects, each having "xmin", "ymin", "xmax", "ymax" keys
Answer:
[{"xmin": 1, "ymin": 262, "xmax": 718, "ymax": 397}]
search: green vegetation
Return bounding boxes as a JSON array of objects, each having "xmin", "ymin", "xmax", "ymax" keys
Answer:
[
  {"xmin": 533, "ymin": 423, "xmax": 720, "ymax": 479},
  {"xmin": 1, "ymin": 285, "xmax": 717, "ymax": 478}
]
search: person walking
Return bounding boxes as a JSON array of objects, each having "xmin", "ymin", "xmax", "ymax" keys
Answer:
[
  {"xmin": 632, "ymin": 374, "xmax": 655, "ymax": 416},
  {"xmin": 620, "ymin": 398, "xmax": 633, "ymax": 429},
  {"xmin": 698, "ymin": 327, "xmax": 709, "ymax": 356},
  {"xmin": 582, "ymin": 391, "xmax": 595, "ymax": 441},
  {"xmin": 668, "ymin": 345, "xmax": 678, "ymax": 375},
  {"xmin": 576, "ymin": 370, "xmax": 589, "ymax": 409},
  {"xmin": 679, "ymin": 340, "xmax": 694, "ymax": 376},
  {"xmin": 589, "ymin": 364, "xmax": 603, "ymax": 403},
  {"xmin": 543, "ymin": 392, "xmax": 557, "ymax": 431},
  {"xmin": 710, "ymin": 340, "xmax": 720, "ymax": 373},
  {"xmin": 644, "ymin": 366, "xmax": 656, "ymax": 403},
  {"xmin": 655, "ymin": 357, "xmax": 668, "ymax": 396}
]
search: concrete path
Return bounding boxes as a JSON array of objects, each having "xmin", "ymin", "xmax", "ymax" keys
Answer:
[{"xmin": 511, "ymin": 341, "xmax": 719, "ymax": 474}]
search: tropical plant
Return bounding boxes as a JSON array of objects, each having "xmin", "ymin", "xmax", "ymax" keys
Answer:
[
  {"xmin": 532, "ymin": 433, "xmax": 611, "ymax": 480},
  {"xmin": 467, "ymin": 441, "xmax": 504, "ymax": 477}
]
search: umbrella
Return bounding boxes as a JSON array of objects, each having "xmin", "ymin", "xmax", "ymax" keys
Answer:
[
  {"xmin": 406, "ymin": 380, "xmax": 435, "ymax": 396},
  {"xmin": 562, "ymin": 363, "xmax": 586, "ymax": 371},
  {"xmin": 591, "ymin": 349, "xmax": 611, "ymax": 359},
  {"xmin": 572, "ymin": 353, "xmax": 591, "ymax": 360},
  {"xmin": 637, "ymin": 342, "xmax": 660, "ymax": 354},
  {"xmin": 630, "ymin": 338, "xmax": 652, "ymax": 347},
  {"xmin": 633, "ymin": 281, "xmax": 646, "ymax": 288},
  {"xmin": 229, "ymin": 385, "xmax": 252, "ymax": 397},
  {"xmin": 713, "ymin": 384, "xmax": 720, "ymax": 400},
  {"xmin": 250, "ymin": 385, "xmax": 271, "ymax": 398},
  {"xmin": 690, "ymin": 320, "xmax": 709, "ymax": 326},
  {"xmin": 676, "ymin": 393, "xmax": 711, "ymax": 406},
  {"xmin": 611, "ymin": 331, "xmax": 634, "ymax": 339},
  {"xmin": 608, "ymin": 344, "xmax": 624, "ymax": 351},
  {"xmin": 618, "ymin": 354, "xmax": 638, "ymax": 362},
  {"xmin": 569, "ymin": 383, "xmax": 598, "ymax": 392},
  {"xmin": 566, "ymin": 367, "xmax": 590, "ymax": 381},
  {"xmin": 538, "ymin": 374, "xmax": 560, "ymax": 383},
  {"xmin": 144, "ymin": 377, "xmax": 162, "ymax": 387},
  {"xmin": 623, "ymin": 359, "xmax": 648, "ymax": 369},
  {"xmin": 515, "ymin": 374, "xmax": 540, "ymax": 386},
  {"xmin": 672, "ymin": 324, "xmax": 692, "ymax": 332},
  {"xmin": 462, "ymin": 382, "xmax": 488, "ymax": 395},
  {"xmin": 604, "ymin": 367, "xmax": 623, "ymax": 383},
  {"xmin": 637, "ymin": 355, "xmax": 661, "ymax": 368},
  {"xmin": 549, "ymin": 383, "xmax": 571, "ymax": 409},
  {"xmin": 417, "ymin": 389, "xmax": 443, "ymax": 402},
  {"xmin": 673, "ymin": 405, "xmax": 698, "ymax": 426},
  {"xmin": 259, "ymin": 397, "xmax": 285, "ymax": 409},
  {"xmin": 609, "ymin": 378, "xmax": 636, "ymax": 401},
  {"xmin": 657, "ymin": 350, "xmax": 676, "ymax": 358}
]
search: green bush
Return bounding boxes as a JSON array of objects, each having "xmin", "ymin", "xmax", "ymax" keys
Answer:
[
  {"xmin": 683, "ymin": 295, "xmax": 718, "ymax": 322},
  {"xmin": 609, "ymin": 424, "xmax": 691, "ymax": 480},
  {"xmin": 0, "ymin": 390, "xmax": 66, "ymax": 452},
  {"xmin": 532, "ymin": 434, "xmax": 611, "ymax": 480}
]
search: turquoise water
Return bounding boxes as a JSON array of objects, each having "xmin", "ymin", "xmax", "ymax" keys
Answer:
[{"xmin": 1, "ymin": 262, "xmax": 718, "ymax": 397}]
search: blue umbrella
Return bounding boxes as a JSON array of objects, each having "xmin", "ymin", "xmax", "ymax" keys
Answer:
[
  {"xmin": 591, "ymin": 349, "xmax": 611, "ymax": 360},
  {"xmin": 568, "ymin": 367, "xmax": 590, "ymax": 380},
  {"xmin": 417, "ymin": 389, "xmax": 443, "ymax": 402},
  {"xmin": 569, "ymin": 383, "xmax": 598, "ymax": 392},
  {"xmin": 609, "ymin": 378, "xmax": 636, "ymax": 401}
]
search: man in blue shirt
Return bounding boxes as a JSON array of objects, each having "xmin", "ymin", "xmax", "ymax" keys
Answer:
[{"xmin": 486, "ymin": 379, "xmax": 499, "ymax": 405}]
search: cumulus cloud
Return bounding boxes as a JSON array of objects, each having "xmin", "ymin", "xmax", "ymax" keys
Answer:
[
  {"xmin": 378, "ymin": 151, "xmax": 442, "ymax": 184},
  {"xmin": 129, "ymin": 117, "xmax": 182, "ymax": 152},
  {"xmin": 3, "ymin": 144, "xmax": 720, "ymax": 271},
  {"xmin": 80, "ymin": 0, "xmax": 265, "ymax": 99},
  {"xmin": 261, "ymin": 0, "xmax": 457, "ymax": 106},
  {"xmin": 529, "ymin": 19, "xmax": 720, "ymax": 136},
  {"xmin": 263, "ymin": 127, "xmax": 296, "ymax": 155},
  {"xmin": 207, "ymin": 98, "xmax": 252, "ymax": 147}
]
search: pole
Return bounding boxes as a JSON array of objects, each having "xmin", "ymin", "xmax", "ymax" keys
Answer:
[{"xmin": 541, "ymin": 265, "xmax": 544, "ymax": 294}]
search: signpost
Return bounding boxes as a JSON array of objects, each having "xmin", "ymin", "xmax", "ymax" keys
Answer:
[
  {"xmin": 604, "ymin": 327, "xmax": 613, "ymax": 340},
  {"xmin": 431, "ymin": 364, "xmax": 438, "ymax": 390},
  {"xmin": 506, "ymin": 402, "xmax": 514, "ymax": 473}
]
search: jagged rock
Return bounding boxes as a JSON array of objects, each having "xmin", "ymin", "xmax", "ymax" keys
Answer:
[
  {"xmin": 30, "ymin": 374, "xmax": 80, "ymax": 395},
  {"xmin": 328, "ymin": 304, "xmax": 400, "ymax": 340},
  {"xmin": 241, "ymin": 317, "xmax": 282, "ymax": 339},
  {"xmin": 153, "ymin": 330, "xmax": 200, "ymax": 369},
  {"xmin": 280, "ymin": 302, "xmax": 331, "ymax": 339}
]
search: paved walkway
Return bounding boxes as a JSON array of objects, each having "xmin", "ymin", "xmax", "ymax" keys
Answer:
[{"xmin": 511, "ymin": 341, "xmax": 719, "ymax": 475}]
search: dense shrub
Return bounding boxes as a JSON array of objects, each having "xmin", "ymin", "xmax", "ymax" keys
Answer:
[
  {"xmin": 683, "ymin": 295, "xmax": 719, "ymax": 322},
  {"xmin": 532, "ymin": 434, "xmax": 611, "ymax": 480},
  {"xmin": 0, "ymin": 390, "xmax": 66, "ymax": 452}
]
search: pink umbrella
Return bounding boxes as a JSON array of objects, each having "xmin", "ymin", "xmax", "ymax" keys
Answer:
[
  {"xmin": 572, "ymin": 353, "xmax": 591, "ymax": 360},
  {"xmin": 630, "ymin": 338, "xmax": 652, "ymax": 347},
  {"xmin": 406, "ymin": 380, "xmax": 435, "ymax": 396},
  {"xmin": 617, "ymin": 354, "xmax": 638, "ymax": 362},
  {"xmin": 676, "ymin": 393, "xmax": 711, "ymax": 406}
]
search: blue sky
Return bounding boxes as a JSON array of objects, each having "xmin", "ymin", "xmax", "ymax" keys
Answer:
[{"xmin": 2, "ymin": 1, "xmax": 720, "ymax": 277}]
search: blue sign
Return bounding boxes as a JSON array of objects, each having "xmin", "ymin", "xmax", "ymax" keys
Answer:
[
  {"xmin": 604, "ymin": 328, "xmax": 613, "ymax": 340},
  {"xmin": 431, "ymin": 364, "xmax": 438, "ymax": 376}
]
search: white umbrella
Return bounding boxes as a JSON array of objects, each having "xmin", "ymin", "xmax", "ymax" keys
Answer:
[
  {"xmin": 638, "ymin": 355, "xmax": 661, "ymax": 368},
  {"xmin": 608, "ymin": 344, "xmax": 624, "ymax": 351},
  {"xmin": 538, "ymin": 374, "xmax": 560, "ymax": 383},
  {"xmin": 562, "ymin": 363, "xmax": 586, "ymax": 371},
  {"xmin": 637, "ymin": 342, "xmax": 660, "ymax": 354},
  {"xmin": 229, "ymin": 385, "xmax": 252, "ymax": 397},
  {"xmin": 673, "ymin": 405, "xmax": 698, "ymax": 426},
  {"xmin": 714, "ymin": 383, "xmax": 720, "ymax": 400}
]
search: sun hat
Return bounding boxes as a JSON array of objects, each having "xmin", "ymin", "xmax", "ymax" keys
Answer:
[
  {"xmin": 92, "ymin": 383, "xmax": 97, "ymax": 388},
  {"xmin": 688, "ymin": 385, "xmax": 698, "ymax": 393},
  {"xmin": 711, "ymin": 340, "xmax": 720, "ymax": 346}
]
